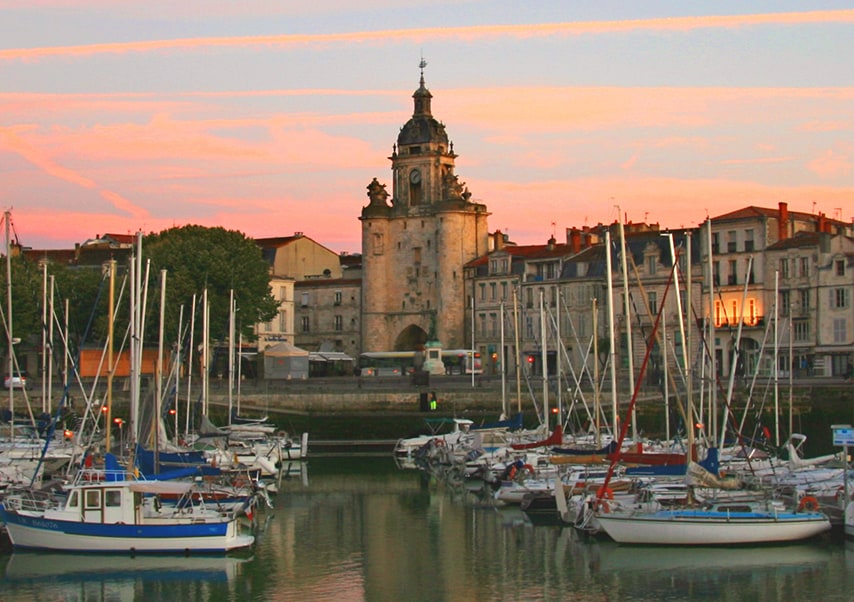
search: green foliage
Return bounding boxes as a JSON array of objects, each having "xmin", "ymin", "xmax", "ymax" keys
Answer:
[{"xmin": 142, "ymin": 225, "xmax": 278, "ymax": 343}]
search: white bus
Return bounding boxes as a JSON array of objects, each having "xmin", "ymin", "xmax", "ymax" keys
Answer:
[{"xmin": 358, "ymin": 349, "xmax": 483, "ymax": 377}]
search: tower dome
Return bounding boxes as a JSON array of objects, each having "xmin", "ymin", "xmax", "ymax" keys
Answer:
[{"xmin": 396, "ymin": 61, "xmax": 448, "ymax": 147}]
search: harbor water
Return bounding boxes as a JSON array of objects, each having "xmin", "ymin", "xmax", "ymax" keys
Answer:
[{"xmin": 2, "ymin": 456, "xmax": 854, "ymax": 602}]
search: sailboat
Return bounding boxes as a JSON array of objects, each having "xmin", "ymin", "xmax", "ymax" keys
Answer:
[{"xmin": 0, "ymin": 454, "xmax": 255, "ymax": 553}]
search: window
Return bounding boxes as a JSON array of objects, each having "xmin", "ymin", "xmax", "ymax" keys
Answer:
[
  {"xmin": 779, "ymin": 258, "xmax": 789, "ymax": 279},
  {"xmin": 279, "ymin": 286, "xmax": 288, "ymax": 302},
  {"xmin": 833, "ymin": 318, "xmax": 847, "ymax": 343},
  {"xmin": 727, "ymin": 230, "xmax": 737, "ymax": 253},
  {"xmin": 501, "ymin": 282, "xmax": 508, "ymax": 300},
  {"xmin": 105, "ymin": 490, "xmax": 122, "ymax": 507},
  {"xmin": 300, "ymin": 292, "xmax": 309, "ymax": 308},
  {"xmin": 714, "ymin": 300, "xmax": 724, "ymax": 327},
  {"xmin": 647, "ymin": 255, "xmax": 657, "ymax": 275},
  {"xmin": 730, "ymin": 300, "xmax": 738, "ymax": 325},
  {"xmin": 794, "ymin": 320, "xmax": 809, "ymax": 342},
  {"xmin": 780, "ymin": 290, "xmax": 790, "ymax": 316},
  {"xmin": 489, "ymin": 313, "xmax": 498, "ymax": 338},
  {"xmin": 747, "ymin": 298, "xmax": 757, "ymax": 325},
  {"xmin": 713, "ymin": 261, "xmax": 720, "ymax": 286},
  {"xmin": 832, "ymin": 288, "xmax": 849, "ymax": 309},
  {"xmin": 525, "ymin": 316, "xmax": 534, "ymax": 339},
  {"xmin": 728, "ymin": 260, "xmax": 737, "ymax": 285},
  {"xmin": 836, "ymin": 260, "xmax": 846, "ymax": 277},
  {"xmin": 490, "ymin": 282, "xmax": 496, "ymax": 300},
  {"xmin": 799, "ymin": 257, "xmax": 809, "ymax": 278},
  {"xmin": 372, "ymin": 232, "xmax": 384, "ymax": 255},
  {"xmin": 745, "ymin": 259, "xmax": 754, "ymax": 284},
  {"xmin": 711, "ymin": 232, "xmax": 720, "ymax": 255},
  {"xmin": 334, "ymin": 291, "xmax": 342, "ymax": 305},
  {"xmin": 68, "ymin": 491, "xmax": 79, "ymax": 509},
  {"xmin": 85, "ymin": 489, "xmax": 101, "ymax": 509},
  {"xmin": 744, "ymin": 229, "xmax": 754, "ymax": 252},
  {"xmin": 480, "ymin": 313, "xmax": 487, "ymax": 338},
  {"xmin": 798, "ymin": 289, "xmax": 810, "ymax": 314},
  {"xmin": 300, "ymin": 316, "xmax": 310, "ymax": 333},
  {"xmin": 479, "ymin": 283, "xmax": 486, "ymax": 301},
  {"xmin": 648, "ymin": 292, "xmax": 657, "ymax": 316},
  {"xmin": 279, "ymin": 310, "xmax": 287, "ymax": 331},
  {"xmin": 334, "ymin": 315, "xmax": 343, "ymax": 332},
  {"xmin": 413, "ymin": 247, "xmax": 421, "ymax": 264}
]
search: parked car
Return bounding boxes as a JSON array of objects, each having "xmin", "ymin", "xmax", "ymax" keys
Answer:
[{"xmin": 4, "ymin": 371, "xmax": 31, "ymax": 390}]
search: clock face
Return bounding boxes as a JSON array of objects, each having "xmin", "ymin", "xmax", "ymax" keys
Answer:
[{"xmin": 409, "ymin": 169, "xmax": 421, "ymax": 184}]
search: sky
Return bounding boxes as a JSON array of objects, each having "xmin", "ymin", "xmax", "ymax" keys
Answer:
[{"xmin": 1, "ymin": 1, "xmax": 853, "ymax": 253}]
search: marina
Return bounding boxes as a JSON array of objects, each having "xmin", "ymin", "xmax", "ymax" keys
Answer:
[{"xmin": 2, "ymin": 457, "xmax": 853, "ymax": 602}]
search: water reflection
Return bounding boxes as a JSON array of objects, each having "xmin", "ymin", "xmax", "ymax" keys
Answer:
[{"xmin": 1, "ymin": 457, "xmax": 854, "ymax": 602}]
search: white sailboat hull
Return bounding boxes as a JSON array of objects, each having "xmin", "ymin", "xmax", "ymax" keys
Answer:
[{"xmin": 597, "ymin": 508, "xmax": 831, "ymax": 545}]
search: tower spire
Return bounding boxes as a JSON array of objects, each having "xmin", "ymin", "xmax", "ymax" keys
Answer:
[{"xmin": 413, "ymin": 56, "xmax": 432, "ymax": 117}]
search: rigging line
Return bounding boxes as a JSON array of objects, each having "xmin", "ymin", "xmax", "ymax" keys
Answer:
[
  {"xmin": 32, "ymin": 267, "xmax": 110, "ymax": 486},
  {"xmin": 595, "ymin": 255, "xmax": 678, "ymax": 507}
]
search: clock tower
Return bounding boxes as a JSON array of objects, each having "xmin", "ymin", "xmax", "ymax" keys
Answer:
[{"xmin": 360, "ymin": 61, "xmax": 490, "ymax": 353}]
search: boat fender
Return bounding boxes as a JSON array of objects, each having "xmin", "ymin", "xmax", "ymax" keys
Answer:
[
  {"xmin": 507, "ymin": 465, "xmax": 517, "ymax": 480},
  {"xmin": 797, "ymin": 495, "xmax": 819, "ymax": 513},
  {"xmin": 597, "ymin": 486, "xmax": 615, "ymax": 500}
]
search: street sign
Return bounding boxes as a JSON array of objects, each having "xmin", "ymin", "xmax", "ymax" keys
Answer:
[{"xmin": 831, "ymin": 424, "xmax": 854, "ymax": 446}]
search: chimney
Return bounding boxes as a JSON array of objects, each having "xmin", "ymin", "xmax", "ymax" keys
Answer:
[
  {"xmin": 547, "ymin": 235, "xmax": 556, "ymax": 251},
  {"xmin": 778, "ymin": 202, "xmax": 789, "ymax": 241},
  {"xmin": 817, "ymin": 212, "xmax": 826, "ymax": 234},
  {"xmin": 570, "ymin": 228, "xmax": 581, "ymax": 253},
  {"xmin": 492, "ymin": 230, "xmax": 505, "ymax": 251}
]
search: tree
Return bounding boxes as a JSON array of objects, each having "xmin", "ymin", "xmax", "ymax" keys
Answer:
[{"xmin": 142, "ymin": 225, "xmax": 278, "ymax": 345}]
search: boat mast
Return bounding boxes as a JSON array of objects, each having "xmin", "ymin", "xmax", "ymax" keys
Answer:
[
  {"xmin": 500, "ymin": 301, "xmax": 507, "ymax": 418},
  {"xmin": 617, "ymin": 212, "xmax": 637, "ymax": 443},
  {"xmin": 540, "ymin": 289, "xmax": 548, "ymax": 433},
  {"xmin": 228, "ymin": 288, "xmax": 234, "ymax": 424},
  {"xmin": 5, "ymin": 211, "xmax": 14, "ymax": 438},
  {"xmin": 184, "ymin": 293, "xmax": 196, "ymax": 439},
  {"xmin": 605, "ymin": 231, "xmax": 618, "ymax": 436},
  {"xmin": 105, "ymin": 259, "xmax": 116, "ymax": 453},
  {"xmin": 706, "ymin": 219, "xmax": 717, "ymax": 444}
]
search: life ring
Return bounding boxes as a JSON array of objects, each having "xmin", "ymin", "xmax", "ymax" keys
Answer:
[
  {"xmin": 798, "ymin": 495, "xmax": 819, "ymax": 512},
  {"xmin": 434, "ymin": 439, "xmax": 445, "ymax": 447},
  {"xmin": 597, "ymin": 486, "xmax": 615, "ymax": 500},
  {"xmin": 521, "ymin": 464, "xmax": 535, "ymax": 476}
]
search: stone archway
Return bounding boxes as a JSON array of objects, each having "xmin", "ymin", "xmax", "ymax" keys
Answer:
[{"xmin": 394, "ymin": 325, "xmax": 428, "ymax": 351}]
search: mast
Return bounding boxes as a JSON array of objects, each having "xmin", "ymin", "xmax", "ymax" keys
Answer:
[
  {"xmin": 5, "ymin": 211, "xmax": 14, "ymax": 437},
  {"xmin": 228, "ymin": 288, "xmax": 235, "ymax": 424},
  {"xmin": 105, "ymin": 259, "xmax": 116, "ymax": 453},
  {"xmin": 706, "ymin": 219, "xmax": 717, "ymax": 443},
  {"xmin": 184, "ymin": 293, "xmax": 196, "ymax": 439},
  {"xmin": 605, "ymin": 231, "xmax": 618, "ymax": 435},
  {"xmin": 593, "ymin": 297, "xmax": 600, "ymax": 447},
  {"xmin": 500, "ymin": 301, "xmax": 507, "ymax": 418},
  {"xmin": 540, "ymin": 289, "xmax": 548, "ymax": 432},
  {"xmin": 513, "ymin": 286, "xmax": 522, "ymax": 414},
  {"xmin": 617, "ymin": 213, "xmax": 637, "ymax": 443}
]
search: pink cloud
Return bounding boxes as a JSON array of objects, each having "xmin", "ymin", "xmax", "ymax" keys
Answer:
[
  {"xmin": 807, "ymin": 149, "xmax": 851, "ymax": 179},
  {"xmin": 2, "ymin": 10, "xmax": 853, "ymax": 62}
]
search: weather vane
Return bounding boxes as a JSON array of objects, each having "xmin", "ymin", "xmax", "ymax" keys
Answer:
[{"xmin": 419, "ymin": 55, "xmax": 427, "ymax": 75}]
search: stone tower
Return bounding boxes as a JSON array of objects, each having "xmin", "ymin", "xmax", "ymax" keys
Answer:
[{"xmin": 360, "ymin": 62, "xmax": 490, "ymax": 352}]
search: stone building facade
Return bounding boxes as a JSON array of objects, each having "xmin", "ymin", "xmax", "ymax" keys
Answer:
[{"xmin": 359, "ymin": 66, "xmax": 490, "ymax": 353}]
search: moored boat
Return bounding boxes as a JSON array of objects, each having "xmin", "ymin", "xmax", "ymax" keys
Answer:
[{"xmin": 0, "ymin": 473, "xmax": 255, "ymax": 554}]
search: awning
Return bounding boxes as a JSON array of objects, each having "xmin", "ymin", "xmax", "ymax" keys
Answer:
[
  {"xmin": 319, "ymin": 352, "xmax": 354, "ymax": 362},
  {"xmin": 309, "ymin": 351, "xmax": 354, "ymax": 362}
]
